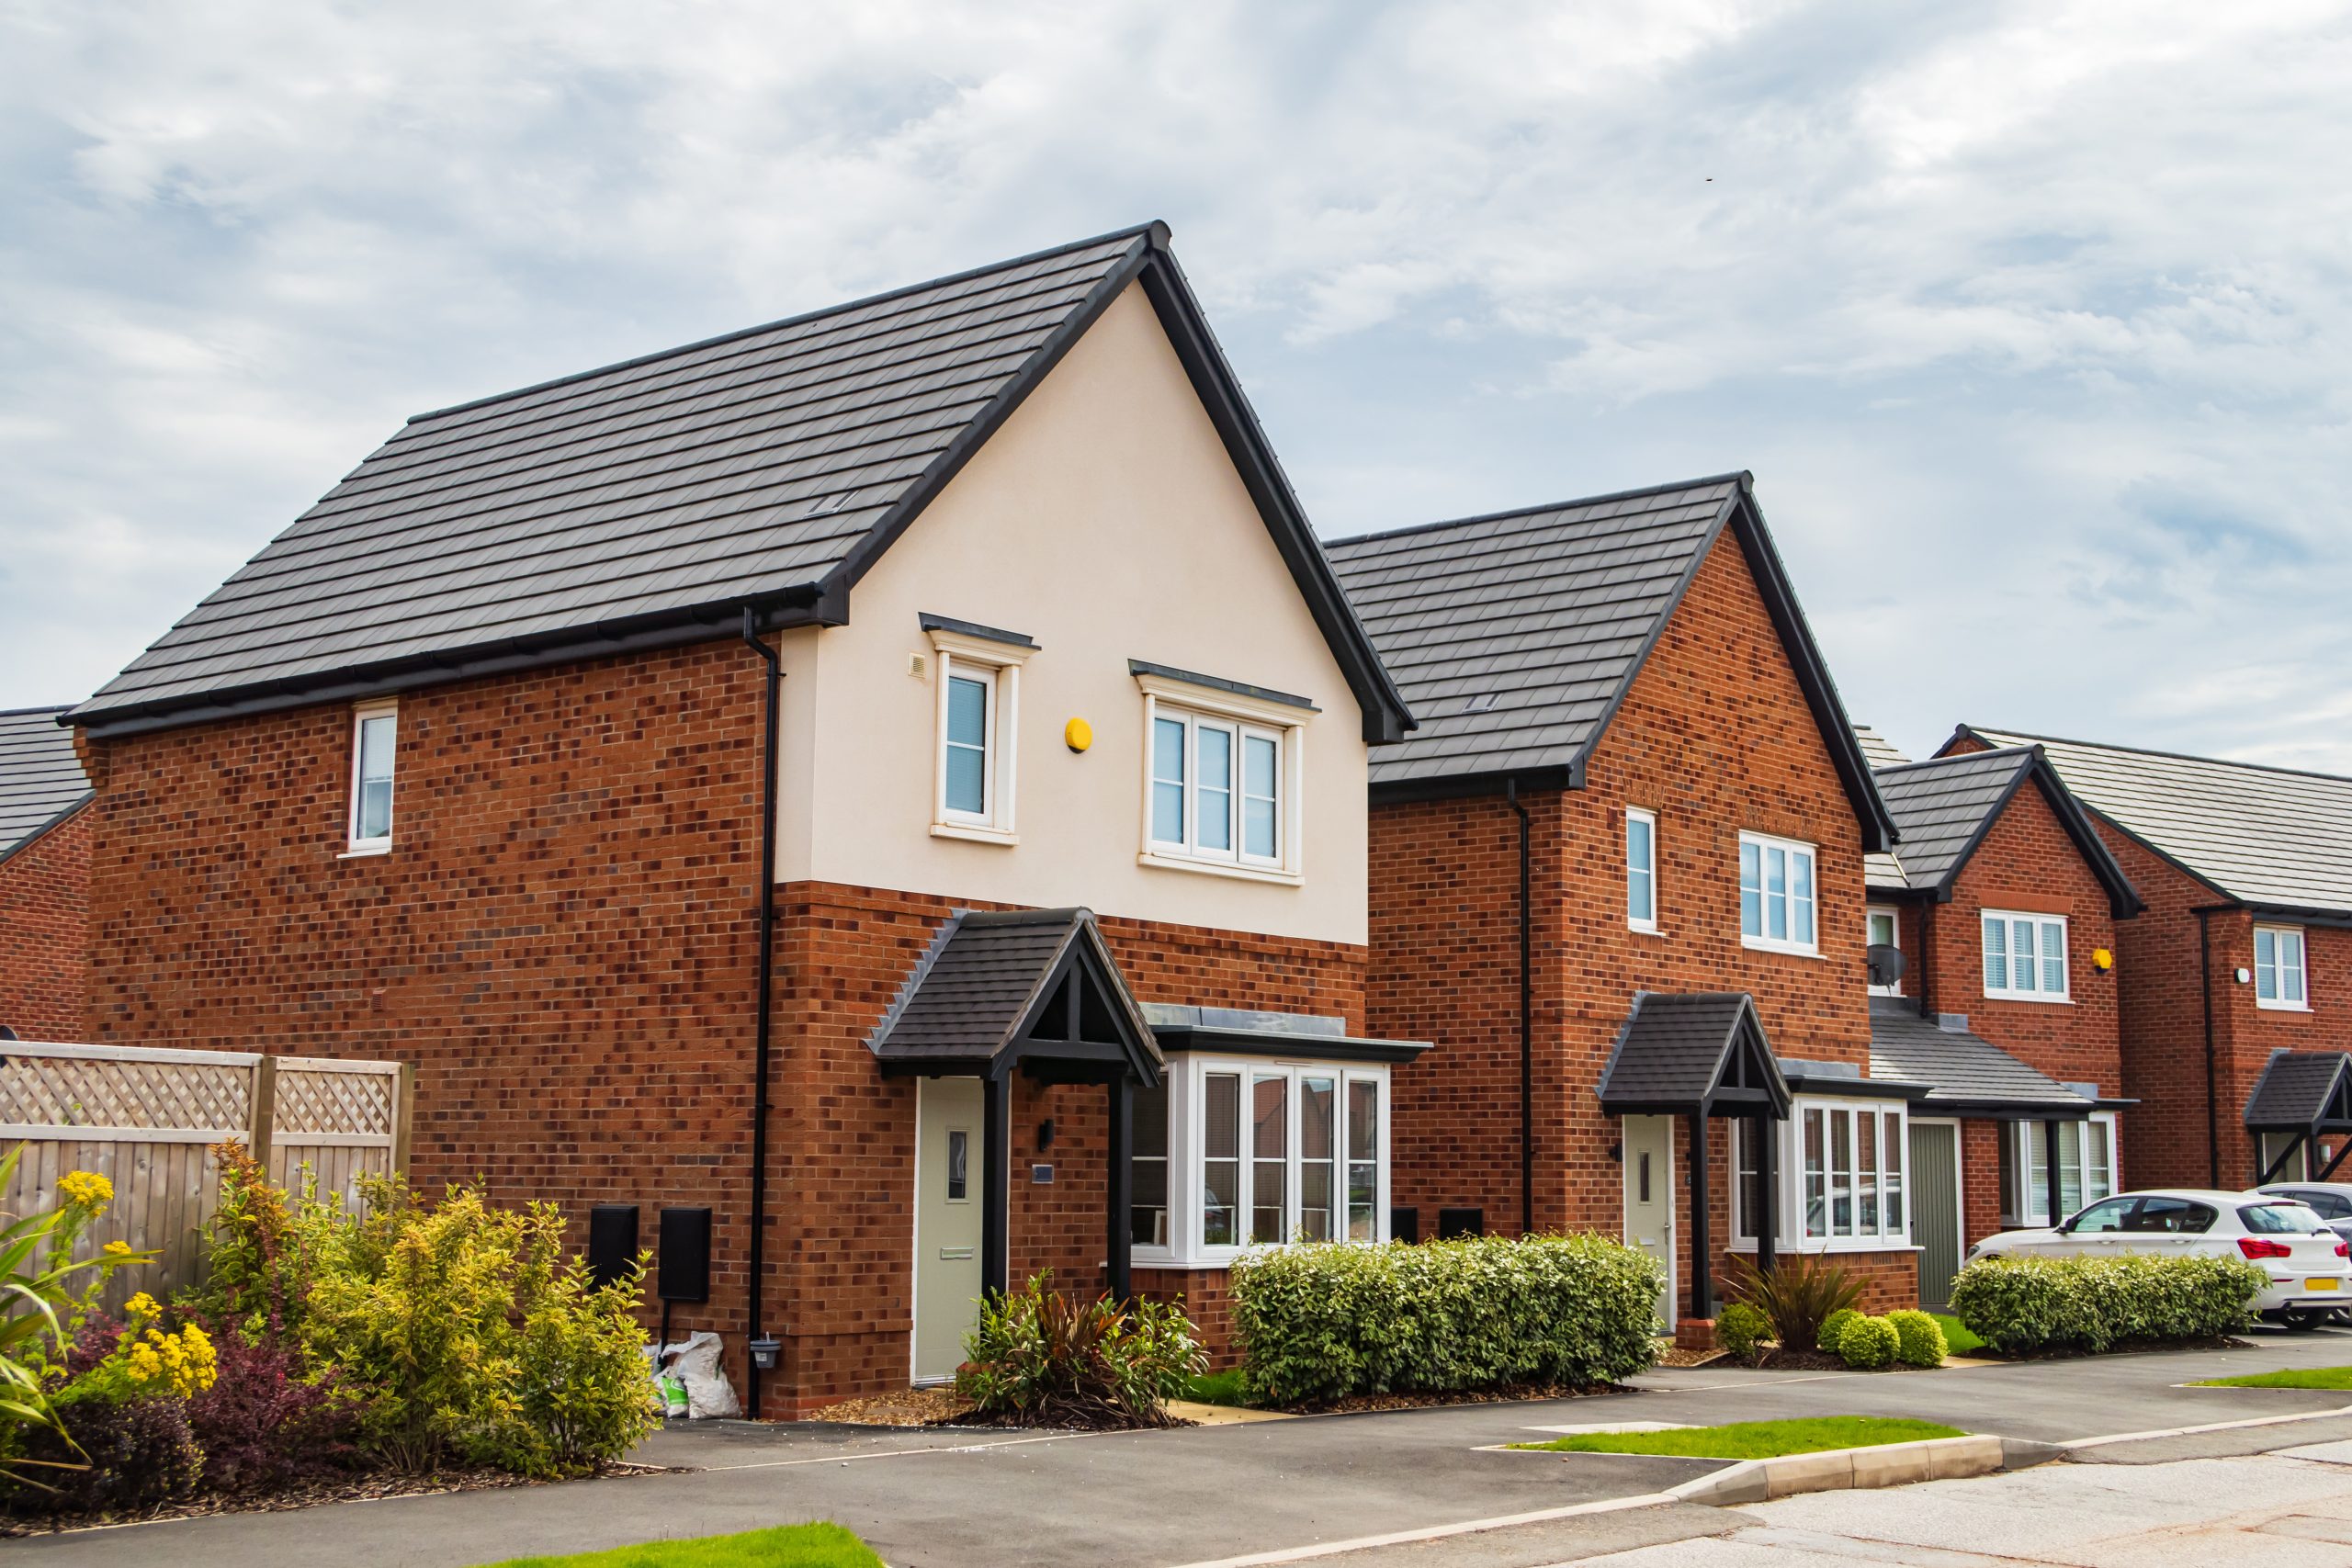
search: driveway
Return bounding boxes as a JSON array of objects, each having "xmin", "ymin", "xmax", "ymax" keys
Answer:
[{"xmin": 15, "ymin": 1326, "xmax": 2352, "ymax": 1568}]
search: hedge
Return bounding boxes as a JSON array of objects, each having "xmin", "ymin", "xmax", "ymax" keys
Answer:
[
  {"xmin": 1947, "ymin": 1253, "xmax": 2267, "ymax": 1355},
  {"xmin": 1228, "ymin": 1234, "xmax": 1661, "ymax": 1407}
]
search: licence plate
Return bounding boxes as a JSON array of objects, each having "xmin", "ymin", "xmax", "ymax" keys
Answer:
[{"xmin": 2308, "ymin": 1279, "xmax": 2340, "ymax": 1292}]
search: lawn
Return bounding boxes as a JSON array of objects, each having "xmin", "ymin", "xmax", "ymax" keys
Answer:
[
  {"xmin": 472, "ymin": 1524, "xmax": 882, "ymax": 1568},
  {"xmin": 1510, "ymin": 1416, "xmax": 1964, "ymax": 1460},
  {"xmin": 1184, "ymin": 1368, "xmax": 1252, "ymax": 1406},
  {"xmin": 1932, "ymin": 1313, "xmax": 1986, "ymax": 1355},
  {"xmin": 2191, "ymin": 1366, "xmax": 2352, "ymax": 1390}
]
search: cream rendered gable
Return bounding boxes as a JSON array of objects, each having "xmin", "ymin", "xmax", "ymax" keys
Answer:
[{"xmin": 771, "ymin": 281, "xmax": 1370, "ymax": 946}]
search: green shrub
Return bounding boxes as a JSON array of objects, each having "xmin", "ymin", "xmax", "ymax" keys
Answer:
[
  {"xmin": 956, "ymin": 1273, "xmax": 1204, "ymax": 1428},
  {"xmin": 1950, "ymin": 1253, "xmax": 2265, "ymax": 1355},
  {"xmin": 1723, "ymin": 1253, "xmax": 1865, "ymax": 1356},
  {"xmin": 1229, "ymin": 1234, "xmax": 1660, "ymax": 1408},
  {"xmin": 1838, "ymin": 1314, "xmax": 1899, "ymax": 1369},
  {"xmin": 1886, "ymin": 1309, "xmax": 1947, "ymax": 1368},
  {"xmin": 1817, "ymin": 1307, "xmax": 1863, "ymax": 1353},
  {"xmin": 1713, "ymin": 1303, "xmax": 1770, "ymax": 1363}
]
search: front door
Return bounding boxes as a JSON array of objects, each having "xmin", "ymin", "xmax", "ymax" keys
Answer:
[
  {"xmin": 914, "ymin": 1077, "xmax": 984, "ymax": 1383},
  {"xmin": 1622, "ymin": 1114, "xmax": 1676, "ymax": 1330},
  {"xmin": 1908, "ymin": 1121, "xmax": 1962, "ymax": 1309}
]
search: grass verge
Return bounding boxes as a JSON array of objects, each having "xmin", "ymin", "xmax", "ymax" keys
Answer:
[
  {"xmin": 1931, "ymin": 1313, "xmax": 1987, "ymax": 1355},
  {"xmin": 2191, "ymin": 1366, "xmax": 2352, "ymax": 1390},
  {"xmin": 471, "ymin": 1524, "xmax": 882, "ymax": 1568},
  {"xmin": 1183, "ymin": 1369, "xmax": 1252, "ymax": 1406},
  {"xmin": 1510, "ymin": 1416, "xmax": 1964, "ymax": 1460}
]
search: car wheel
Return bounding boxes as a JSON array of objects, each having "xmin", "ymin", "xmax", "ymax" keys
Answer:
[{"xmin": 2284, "ymin": 1310, "xmax": 2325, "ymax": 1332}]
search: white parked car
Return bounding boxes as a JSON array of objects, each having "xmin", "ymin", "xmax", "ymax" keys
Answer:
[
  {"xmin": 2252, "ymin": 1182, "xmax": 2352, "ymax": 1245},
  {"xmin": 1965, "ymin": 1189, "xmax": 2351, "ymax": 1328}
]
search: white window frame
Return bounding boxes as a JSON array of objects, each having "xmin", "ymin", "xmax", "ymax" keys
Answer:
[
  {"xmin": 1135, "ymin": 672, "xmax": 1307, "ymax": 886},
  {"xmin": 2255, "ymin": 924, "xmax": 2310, "ymax": 1012},
  {"xmin": 1738, "ymin": 831, "xmax": 1818, "ymax": 955},
  {"xmin": 1982, "ymin": 909, "xmax": 2070, "ymax": 1003},
  {"xmin": 1627, "ymin": 807, "xmax": 1658, "ymax": 932},
  {"xmin": 928, "ymin": 628, "xmax": 1027, "ymax": 845},
  {"xmin": 1130, "ymin": 1054, "xmax": 1390, "ymax": 1269},
  {"xmin": 1731, "ymin": 1096, "xmax": 1912, "ymax": 1253},
  {"xmin": 1866, "ymin": 907, "xmax": 1902, "ymax": 996},
  {"xmin": 2001, "ymin": 1112, "xmax": 2119, "ymax": 1226},
  {"xmin": 344, "ymin": 700, "xmax": 398, "ymax": 856}
]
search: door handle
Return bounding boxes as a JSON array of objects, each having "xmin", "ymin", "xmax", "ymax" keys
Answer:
[{"xmin": 939, "ymin": 1247, "xmax": 974, "ymax": 1260}]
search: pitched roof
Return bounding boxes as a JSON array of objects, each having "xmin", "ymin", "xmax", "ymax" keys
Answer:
[
  {"xmin": 1325, "ymin": 474, "xmax": 1893, "ymax": 847},
  {"xmin": 2243, "ymin": 1050, "xmax": 2352, "ymax": 1132},
  {"xmin": 0, "ymin": 707, "xmax": 92, "ymax": 863},
  {"xmin": 73, "ymin": 225, "xmax": 1408, "ymax": 745},
  {"xmin": 1853, "ymin": 725, "xmax": 1910, "ymax": 770},
  {"xmin": 866, "ymin": 908, "xmax": 1159, "ymax": 1082},
  {"xmin": 1865, "ymin": 746, "xmax": 2142, "ymax": 914},
  {"xmin": 1596, "ymin": 991, "xmax": 1791, "ymax": 1115},
  {"xmin": 1958, "ymin": 727, "xmax": 2352, "ymax": 917},
  {"xmin": 1867, "ymin": 998, "xmax": 2098, "ymax": 1116}
]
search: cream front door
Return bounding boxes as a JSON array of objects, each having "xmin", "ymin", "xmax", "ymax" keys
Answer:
[
  {"xmin": 1622, "ymin": 1114, "xmax": 1676, "ymax": 1330},
  {"xmin": 914, "ymin": 1077, "xmax": 985, "ymax": 1382}
]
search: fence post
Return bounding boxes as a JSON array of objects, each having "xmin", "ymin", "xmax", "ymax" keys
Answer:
[
  {"xmin": 247, "ymin": 1055, "xmax": 277, "ymax": 1173},
  {"xmin": 391, "ymin": 1061, "xmax": 416, "ymax": 1177}
]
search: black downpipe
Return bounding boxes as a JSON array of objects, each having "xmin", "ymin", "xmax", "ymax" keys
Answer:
[
  {"xmin": 741, "ymin": 608, "xmax": 782, "ymax": 1417},
  {"xmin": 2197, "ymin": 908, "xmax": 2221, "ymax": 1188},
  {"xmin": 1508, "ymin": 781, "xmax": 1532, "ymax": 1237}
]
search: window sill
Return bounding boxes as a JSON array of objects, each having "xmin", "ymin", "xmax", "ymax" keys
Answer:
[
  {"xmin": 1984, "ymin": 993, "xmax": 2073, "ymax": 1006},
  {"xmin": 1741, "ymin": 938, "xmax": 1822, "ymax": 959},
  {"xmin": 1629, "ymin": 921, "xmax": 1663, "ymax": 938},
  {"xmin": 2256, "ymin": 1002, "xmax": 2315, "ymax": 1014},
  {"xmin": 1136, "ymin": 851, "xmax": 1301, "ymax": 886},
  {"xmin": 932, "ymin": 821, "xmax": 1019, "ymax": 847},
  {"xmin": 1728, "ymin": 1239, "xmax": 1922, "ymax": 1256},
  {"xmin": 337, "ymin": 844, "xmax": 391, "ymax": 860}
]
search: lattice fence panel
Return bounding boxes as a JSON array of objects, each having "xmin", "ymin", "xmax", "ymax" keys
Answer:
[
  {"xmin": 275, "ymin": 1068, "xmax": 395, "ymax": 1136},
  {"xmin": 0, "ymin": 1052, "xmax": 250, "ymax": 1133}
]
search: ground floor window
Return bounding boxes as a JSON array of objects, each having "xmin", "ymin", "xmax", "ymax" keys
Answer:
[
  {"xmin": 1998, "ymin": 1112, "xmax": 2117, "ymax": 1225},
  {"xmin": 1732, "ymin": 1098, "xmax": 1909, "ymax": 1251},
  {"xmin": 1131, "ymin": 1055, "xmax": 1390, "ymax": 1266}
]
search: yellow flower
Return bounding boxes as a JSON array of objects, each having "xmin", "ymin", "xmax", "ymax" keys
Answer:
[
  {"xmin": 100, "ymin": 1239, "xmax": 134, "ymax": 1258},
  {"xmin": 122, "ymin": 1291, "xmax": 161, "ymax": 1320},
  {"xmin": 57, "ymin": 1171, "xmax": 113, "ymax": 1211}
]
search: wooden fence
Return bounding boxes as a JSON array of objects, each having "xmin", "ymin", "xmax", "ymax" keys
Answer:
[{"xmin": 0, "ymin": 1041, "xmax": 413, "ymax": 1313}]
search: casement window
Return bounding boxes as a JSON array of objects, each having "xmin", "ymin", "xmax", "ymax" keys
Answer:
[
  {"xmin": 2256, "ymin": 925, "xmax": 2309, "ymax": 1011},
  {"xmin": 1734, "ymin": 1099, "xmax": 1908, "ymax": 1250},
  {"xmin": 1999, "ymin": 1113, "xmax": 2117, "ymax": 1225},
  {"xmin": 1866, "ymin": 908, "xmax": 1902, "ymax": 996},
  {"xmin": 1133, "ymin": 1055, "xmax": 1389, "ymax": 1265},
  {"xmin": 1738, "ymin": 832, "xmax": 1817, "ymax": 954},
  {"xmin": 345, "ymin": 702, "xmax": 397, "ymax": 853},
  {"xmin": 1134, "ymin": 669, "xmax": 1308, "ymax": 884},
  {"xmin": 927, "ymin": 625, "xmax": 1028, "ymax": 843},
  {"xmin": 1627, "ymin": 807, "xmax": 1658, "ymax": 931},
  {"xmin": 1983, "ymin": 910, "xmax": 2068, "ymax": 1002}
]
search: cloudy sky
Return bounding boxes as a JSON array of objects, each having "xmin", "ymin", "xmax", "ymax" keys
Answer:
[{"xmin": 5, "ymin": 1, "xmax": 2347, "ymax": 767}]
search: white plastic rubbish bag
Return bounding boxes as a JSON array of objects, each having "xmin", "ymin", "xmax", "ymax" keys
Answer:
[{"xmin": 660, "ymin": 1331, "xmax": 741, "ymax": 1419}]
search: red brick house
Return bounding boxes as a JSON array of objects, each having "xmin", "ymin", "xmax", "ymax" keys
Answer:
[
  {"xmin": 63, "ymin": 223, "xmax": 1419, "ymax": 1413},
  {"xmin": 0, "ymin": 706, "xmax": 93, "ymax": 1041},
  {"xmin": 1326, "ymin": 475, "xmax": 1924, "ymax": 1326},
  {"xmin": 1859, "ymin": 739, "xmax": 2143, "ymax": 1307},
  {"xmin": 1948, "ymin": 728, "xmax": 2352, "ymax": 1194}
]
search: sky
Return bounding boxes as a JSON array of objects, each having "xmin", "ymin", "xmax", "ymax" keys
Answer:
[{"xmin": 4, "ymin": 1, "xmax": 2348, "ymax": 770}]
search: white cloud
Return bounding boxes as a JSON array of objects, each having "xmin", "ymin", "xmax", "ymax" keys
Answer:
[{"xmin": 0, "ymin": 0, "xmax": 2346, "ymax": 771}]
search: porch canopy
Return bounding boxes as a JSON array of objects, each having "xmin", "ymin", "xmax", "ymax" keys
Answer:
[
  {"xmin": 868, "ymin": 908, "xmax": 1161, "ymax": 1300},
  {"xmin": 2245, "ymin": 1050, "xmax": 2352, "ymax": 1183},
  {"xmin": 1596, "ymin": 991, "xmax": 1792, "ymax": 1314}
]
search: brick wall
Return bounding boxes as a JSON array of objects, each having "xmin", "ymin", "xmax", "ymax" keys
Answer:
[
  {"xmin": 1370, "ymin": 527, "xmax": 1888, "ymax": 1319},
  {"xmin": 0, "ymin": 803, "xmax": 90, "ymax": 1040}
]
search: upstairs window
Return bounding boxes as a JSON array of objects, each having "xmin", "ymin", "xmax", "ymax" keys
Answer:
[
  {"xmin": 1739, "ymin": 832, "xmax": 1816, "ymax": 953},
  {"xmin": 1984, "ymin": 911, "xmax": 2068, "ymax": 1001},
  {"xmin": 2256, "ymin": 925, "xmax": 2309, "ymax": 1010},
  {"xmin": 1626, "ymin": 807, "xmax": 1657, "ymax": 931},
  {"xmin": 942, "ymin": 667, "xmax": 995, "ymax": 821},
  {"xmin": 346, "ymin": 702, "xmax": 397, "ymax": 853},
  {"xmin": 1866, "ymin": 908, "xmax": 1902, "ymax": 995},
  {"xmin": 1134, "ymin": 666, "xmax": 1309, "ymax": 884},
  {"xmin": 926, "ymin": 622, "xmax": 1029, "ymax": 843}
]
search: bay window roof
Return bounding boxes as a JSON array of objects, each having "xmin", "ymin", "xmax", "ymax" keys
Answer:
[{"xmin": 1865, "ymin": 998, "xmax": 2103, "ymax": 1120}]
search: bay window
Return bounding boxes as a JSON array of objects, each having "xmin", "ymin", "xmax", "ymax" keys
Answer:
[
  {"xmin": 1736, "ymin": 1098, "xmax": 1910, "ymax": 1249},
  {"xmin": 1739, "ymin": 832, "xmax": 1817, "ymax": 954}
]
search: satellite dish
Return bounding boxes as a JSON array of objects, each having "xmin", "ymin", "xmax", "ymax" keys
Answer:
[{"xmin": 1865, "ymin": 943, "xmax": 1906, "ymax": 989}]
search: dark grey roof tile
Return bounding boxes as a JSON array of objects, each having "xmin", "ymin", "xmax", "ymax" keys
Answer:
[
  {"xmin": 0, "ymin": 708, "xmax": 92, "ymax": 857},
  {"xmin": 1866, "ymin": 998, "xmax": 2093, "ymax": 1110}
]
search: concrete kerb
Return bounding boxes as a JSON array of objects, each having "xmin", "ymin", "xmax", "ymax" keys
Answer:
[{"xmin": 1666, "ymin": 1435, "xmax": 2015, "ymax": 1506}]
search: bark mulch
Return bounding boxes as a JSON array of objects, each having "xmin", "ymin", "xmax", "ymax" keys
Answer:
[
  {"xmin": 0, "ymin": 1461, "xmax": 675, "ymax": 1536},
  {"xmin": 807, "ymin": 1386, "xmax": 979, "ymax": 1427}
]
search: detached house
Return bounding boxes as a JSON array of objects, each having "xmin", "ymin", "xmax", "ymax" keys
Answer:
[
  {"xmin": 1948, "ymin": 728, "xmax": 2352, "ymax": 1193},
  {"xmin": 1327, "ymin": 475, "xmax": 1917, "ymax": 1329},
  {"xmin": 64, "ymin": 223, "xmax": 1421, "ymax": 1412},
  {"xmin": 0, "ymin": 706, "xmax": 94, "ymax": 1040},
  {"xmin": 1860, "ymin": 737, "xmax": 2143, "ymax": 1307}
]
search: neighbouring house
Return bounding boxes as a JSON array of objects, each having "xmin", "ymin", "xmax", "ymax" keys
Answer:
[
  {"xmin": 1947, "ymin": 728, "xmax": 2352, "ymax": 1193},
  {"xmin": 0, "ymin": 706, "xmax": 94, "ymax": 1040},
  {"xmin": 63, "ymin": 222, "xmax": 1419, "ymax": 1413},
  {"xmin": 1327, "ymin": 474, "xmax": 1922, "ymax": 1329},
  {"xmin": 1860, "ymin": 738, "xmax": 2143, "ymax": 1308}
]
